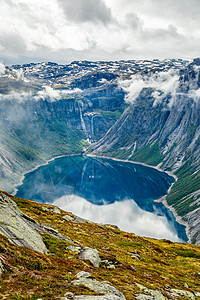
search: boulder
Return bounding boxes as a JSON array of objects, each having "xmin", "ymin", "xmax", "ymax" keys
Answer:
[
  {"xmin": 72, "ymin": 278, "xmax": 126, "ymax": 299},
  {"xmin": 0, "ymin": 192, "xmax": 47, "ymax": 254},
  {"xmin": 79, "ymin": 247, "xmax": 101, "ymax": 267},
  {"xmin": 75, "ymin": 271, "xmax": 91, "ymax": 278}
]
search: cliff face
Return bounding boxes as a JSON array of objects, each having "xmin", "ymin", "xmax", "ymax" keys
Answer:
[
  {"xmin": 89, "ymin": 60, "xmax": 200, "ymax": 245},
  {"xmin": 0, "ymin": 69, "xmax": 125, "ymax": 192}
]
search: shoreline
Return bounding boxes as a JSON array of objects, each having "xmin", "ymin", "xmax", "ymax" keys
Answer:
[
  {"xmin": 86, "ymin": 153, "xmax": 189, "ymax": 242},
  {"xmin": 13, "ymin": 152, "xmax": 190, "ymax": 243},
  {"xmin": 12, "ymin": 153, "xmax": 81, "ymax": 196}
]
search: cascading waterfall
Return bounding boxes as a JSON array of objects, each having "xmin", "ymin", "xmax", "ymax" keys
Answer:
[
  {"xmin": 91, "ymin": 115, "xmax": 95, "ymax": 136},
  {"xmin": 78, "ymin": 102, "xmax": 90, "ymax": 142}
]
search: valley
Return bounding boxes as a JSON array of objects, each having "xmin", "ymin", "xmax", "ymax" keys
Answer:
[{"xmin": 0, "ymin": 58, "xmax": 199, "ymax": 245}]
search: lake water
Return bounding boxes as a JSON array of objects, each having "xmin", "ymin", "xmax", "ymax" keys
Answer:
[{"xmin": 15, "ymin": 155, "xmax": 188, "ymax": 242}]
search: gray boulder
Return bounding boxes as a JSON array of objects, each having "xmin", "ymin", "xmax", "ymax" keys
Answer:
[
  {"xmin": 79, "ymin": 247, "xmax": 101, "ymax": 267},
  {"xmin": 0, "ymin": 192, "xmax": 47, "ymax": 253},
  {"xmin": 72, "ymin": 278, "xmax": 126, "ymax": 299}
]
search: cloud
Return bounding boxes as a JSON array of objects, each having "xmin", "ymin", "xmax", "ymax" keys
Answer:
[
  {"xmin": 58, "ymin": 0, "xmax": 113, "ymax": 24},
  {"xmin": 119, "ymin": 69, "xmax": 179, "ymax": 106},
  {"xmin": 0, "ymin": 0, "xmax": 200, "ymax": 64},
  {"xmin": 53, "ymin": 195, "xmax": 184, "ymax": 242},
  {"xmin": 0, "ymin": 63, "xmax": 5, "ymax": 75},
  {"xmin": 0, "ymin": 88, "xmax": 83, "ymax": 104},
  {"xmin": 34, "ymin": 86, "xmax": 82, "ymax": 102}
]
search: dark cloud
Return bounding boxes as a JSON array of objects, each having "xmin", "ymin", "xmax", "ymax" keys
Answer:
[
  {"xmin": 58, "ymin": 0, "xmax": 113, "ymax": 24},
  {"xmin": 0, "ymin": 33, "xmax": 27, "ymax": 54}
]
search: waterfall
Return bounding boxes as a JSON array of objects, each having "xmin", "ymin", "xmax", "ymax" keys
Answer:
[
  {"xmin": 91, "ymin": 115, "xmax": 95, "ymax": 136},
  {"xmin": 79, "ymin": 102, "xmax": 89, "ymax": 141}
]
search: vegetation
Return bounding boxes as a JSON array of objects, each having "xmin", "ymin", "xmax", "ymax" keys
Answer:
[
  {"xmin": 167, "ymin": 162, "xmax": 200, "ymax": 217},
  {"xmin": 0, "ymin": 193, "xmax": 200, "ymax": 299},
  {"xmin": 130, "ymin": 142, "xmax": 164, "ymax": 166}
]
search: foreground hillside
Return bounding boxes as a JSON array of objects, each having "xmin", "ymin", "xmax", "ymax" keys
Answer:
[{"xmin": 0, "ymin": 190, "xmax": 200, "ymax": 299}]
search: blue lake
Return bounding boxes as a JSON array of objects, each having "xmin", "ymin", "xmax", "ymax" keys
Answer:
[{"xmin": 15, "ymin": 155, "xmax": 188, "ymax": 242}]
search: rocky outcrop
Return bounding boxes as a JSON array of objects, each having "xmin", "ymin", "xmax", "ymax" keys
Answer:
[
  {"xmin": 72, "ymin": 278, "xmax": 126, "ymax": 300},
  {"xmin": 135, "ymin": 284, "xmax": 168, "ymax": 300},
  {"xmin": 68, "ymin": 246, "xmax": 101, "ymax": 267},
  {"xmin": 0, "ymin": 191, "xmax": 74, "ymax": 253},
  {"xmin": 0, "ymin": 191, "xmax": 47, "ymax": 253},
  {"xmin": 79, "ymin": 247, "xmax": 101, "ymax": 267}
]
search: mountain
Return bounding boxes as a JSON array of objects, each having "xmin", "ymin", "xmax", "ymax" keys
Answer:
[
  {"xmin": 0, "ymin": 190, "xmax": 200, "ymax": 299},
  {"xmin": 89, "ymin": 59, "xmax": 200, "ymax": 245},
  {"xmin": 1, "ymin": 58, "xmax": 200, "ymax": 245},
  {"xmin": 0, "ymin": 59, "xmax": 187, "ymax": 192},
  {"xmin": 0, "ymin": 58, "xmax": 200, "ymax": 298}
]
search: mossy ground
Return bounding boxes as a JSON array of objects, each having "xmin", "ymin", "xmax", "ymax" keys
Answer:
[{"xmin": 0, "ymin": 192, "xmax": 200, "ymax": 299}]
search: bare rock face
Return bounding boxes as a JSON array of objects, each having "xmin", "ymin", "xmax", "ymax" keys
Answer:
[
  {"xmin": 0, "ymin": 192, "xmax": 47, "ymax": 253},
  {"xmin": 72, "ymin": 278, "xmax": 126, "ymax": 299},
  {"xmin": 79, "ymin": 247, "xmax": 101, "ymax": 267}
]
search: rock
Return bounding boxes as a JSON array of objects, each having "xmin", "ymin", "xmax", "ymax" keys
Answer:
[
  {"xmin": 106, "ymin": 265, "xmax": 115, "ymax": 269},
  {"xmin": 42, "ymin": 206, "xmax": 61, "ymax": 214},
  {"xmin": 130, "ymin": 253, "xmax": 141, "ymax": 260},
  {"xmin": 53, "ymin": 206, "xmax": 61, "ymax": 214},
  {"xmin": 79, "ymin": 247, "xmax": 101, "ymax": 267},
  {"xmin": 170, "ymin": 289, "xmax": 195, "ymax": 300},
  {"xmin": 63, "ymin": 215, "xmax": 74, "ymax": 222},
  {"xmin": 64, "ymin": 292, "xmax": 75, "ymax": 299},
  {"xmin": 0, "ymin": 192, "xmax": 47, "ymax": 254},
  {"xmin": 0, "ymin": 257, "xmax": 4, "ymax": 276},
  {"xmin": 72, "ymin": 278, "xmax": 126, "ymax": 299},
  {"xmin": 63, "ymin": 214, "xmax": 88, "ymax": 223},
  {"xmin": 42, "ymin": 225, "xmax": 59, "ymax": 235},
  {"xmin": 60, "ymin": 296, "xmax": 122, "ymax": 300},
  {"xmin": 75, "ymin": 271, "xmax": 91, "ymax": 278},
  {"xmin": 135, "ymin": 284, "xmax": 168, "ymax": 300},
  {"xmin": 103, "ymin": 224, "xmax": 120, "ymax": 230},
  {"xmin": 101, "ymin": 260, "xmax": 117, "ymax": 269},
  {"xmin": 42, "ymin": 207, "xmax": 49, "ymax": 212},
  {"xmin": 101, "ymin": 260, "xmax": 109, "ymax": 267},
  {"xmin": 68, "ymin": 246, "xmax": 81, "ymax": 253},
  {"xmin": 74, "ymin": 296, "xmax": 124, "ymax": 299}
]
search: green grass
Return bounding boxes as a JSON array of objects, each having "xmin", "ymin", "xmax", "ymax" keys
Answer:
[
  {"xmin": 167, "ymin": 161, "xmax": 200, "ymax": 216},
  {"xmin": 130, "ymin": 142, "xmax": 164, "ymax": 166}
]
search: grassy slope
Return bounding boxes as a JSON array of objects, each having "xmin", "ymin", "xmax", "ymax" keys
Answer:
[
  {"xmin": 0, "ymin": 193, "xmax": 200, "ymax": 299},
  {"xmin": 0, "ymin": 118, "xmax": 89, "ymax": 192}
]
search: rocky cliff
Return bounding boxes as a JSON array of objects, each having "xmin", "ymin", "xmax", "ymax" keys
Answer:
[{"xmin": 89, "ymin": 59, "xmax": 200, "ymax": 245}]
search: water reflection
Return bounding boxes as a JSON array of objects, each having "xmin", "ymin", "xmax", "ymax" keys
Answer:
[{"xmin": 15, "ymin": 155, "xmax": 188, "ymax": 242}]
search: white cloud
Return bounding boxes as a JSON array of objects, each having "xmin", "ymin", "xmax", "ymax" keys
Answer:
[
  {"xmin": 0, "ymin": 63, "xmax": 5, "ymax": 75},
  {"xmin": 35, "ymin": 86, "xmax": 82, "ymax": 102},
  {"xmin": 53, "ymin": 195, "xmax": 184, "ymax": 242},
  {"xmin": 0, "ymin": 85, "xmax": 83, "ymax": 103},
  {"xmin": 0, "ymin": 0, "xmax": 200, "ymax": 64},
  {"xmin": 119, "ymin": 70, "xmax": 179, "ymax": 106}
]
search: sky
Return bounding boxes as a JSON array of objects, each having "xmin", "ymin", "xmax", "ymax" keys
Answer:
[{"xmin": 0, "ymin": 0, "xmax": 200, "ymax": 65}]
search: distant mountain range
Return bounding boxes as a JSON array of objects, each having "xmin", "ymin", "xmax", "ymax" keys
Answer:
[{"xmin": 0, "ymin": 58, "xmax": 199, "ymax": 244}]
